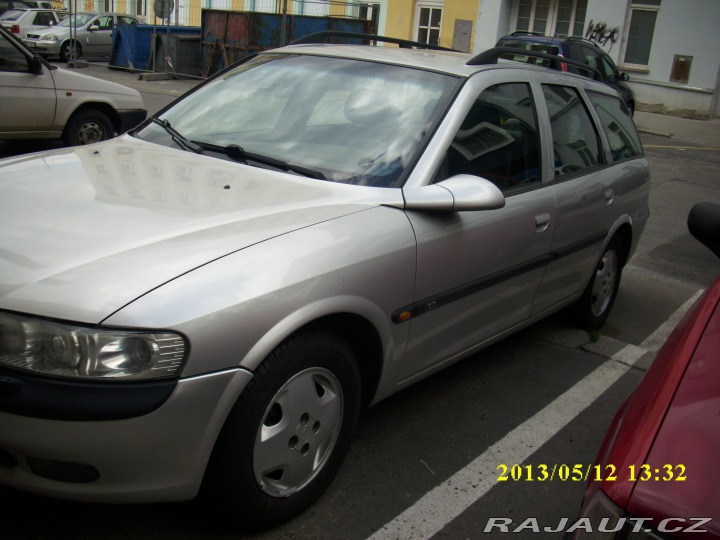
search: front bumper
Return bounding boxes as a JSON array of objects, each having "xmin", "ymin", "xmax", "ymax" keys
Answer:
[
  {"xmin": 0, "ymin": 368, "xmax": 252, "ymax": 502},
  {"xmin": 118, "ymin": 110, "xmax": 148, "ymax": 134},
  {"xmin": 22, "ymin": 38, "xmax": 61, "ymax": 56}
]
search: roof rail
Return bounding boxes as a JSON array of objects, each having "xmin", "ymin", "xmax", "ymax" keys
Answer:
[
  {"xmin": 467, "ymin": 46, "xmax": 603, "ymax": 81},
  {"xmin": 289, "ymin": 31, "xmax": 457, "ymax": 52}
]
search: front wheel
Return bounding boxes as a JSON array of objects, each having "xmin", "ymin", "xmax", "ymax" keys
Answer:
[
  {"xmin": 59, "ymin": 40, "xmax": 80, "ymax": 62},
  {"xmin": 63, "ymin": 109, "xmax": 114, "ymax": 146},
  {"xmin": 575, "ymin": 237, "xmax": 624, "ymax": 331},
  {"xmin": 201, "ymin": 330, "xmax": 361, "ymax": 530}
]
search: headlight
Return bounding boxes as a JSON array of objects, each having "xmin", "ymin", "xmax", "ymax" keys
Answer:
[{"xmin": 0, "ymin": 311, "xmax": 186, "ymax": 380}]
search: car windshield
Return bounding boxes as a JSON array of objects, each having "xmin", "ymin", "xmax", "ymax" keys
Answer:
[
  {"xmin": 134, "ymin": 53, "xmax": 460, "ymax": 188},
  {"xmin": 57, "ymin": 13, "xmax": 93, "ymax": 27}
]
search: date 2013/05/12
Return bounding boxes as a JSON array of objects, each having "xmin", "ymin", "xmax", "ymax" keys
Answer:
[{"xmin": 496, "ymin": 463, "xmax": 687, "ymax": 483}]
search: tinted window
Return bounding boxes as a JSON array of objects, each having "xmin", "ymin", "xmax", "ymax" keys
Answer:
[
  {"xmin": 445, "ymin": 82, "xmax": 541, "ymax": 192},
  {"xmin": 541, "ymin": 84, "xmax": 602, "ymax": 179},
  {"xmin": 588, "ymin": 92, "xmax": 642, "ymax": 161}
]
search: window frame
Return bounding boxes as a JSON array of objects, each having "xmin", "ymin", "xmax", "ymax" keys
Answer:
[
  {"xmin": 510, "ymin": 0, "xmax": 588, "ymax": 38},
  {"xmin": 619, "ymin": 1, "xmax": 661, "ymax": 71},
  {"xmin": 414, "ymin": 1, "xmax": 443, "ymax": 47}
]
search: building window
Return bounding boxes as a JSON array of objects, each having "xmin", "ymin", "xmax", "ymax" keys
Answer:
[
  {"xmin": 416, "ymin": 3, "xmax": 443, "ymax": 46},
  {"xmin": 135, "ymin": 0, "xmax": 145, "ymax": 16},
  {"xmin": 513, "ymin": 0, "xmax": 588, "ymax": 37},
  {"xmin": 358, "ymin": 2, "xmax": 380, "ymax": 34},
  {"xmin": 622, "ymin": 1, "xmax": 661, "ymax": 68}
]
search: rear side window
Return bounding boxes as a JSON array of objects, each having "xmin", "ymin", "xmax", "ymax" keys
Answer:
[
  {"xmin": 541, "ymin": 84, "xmax": 603, "ymax": 180},
  {"xmin": 445, "ymin": 82, "xmax": 542, "ymax": 193},
  {"xmin": 588, "ymin": 92, "xmax": 642, "ymax": 161}
]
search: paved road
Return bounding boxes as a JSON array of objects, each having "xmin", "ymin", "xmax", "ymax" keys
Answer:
[{"xmin": 0, "ymin": 124, "xmax": 718, "ymax": 537}]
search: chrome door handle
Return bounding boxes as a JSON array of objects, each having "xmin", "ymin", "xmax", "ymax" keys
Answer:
[
  {"xmin": 605, "ymin": 189, "xmax": 615, "ymax": 206},
  {"xmin": 535, "ymin": 212, "xmax": 551, "ymax": 233}
]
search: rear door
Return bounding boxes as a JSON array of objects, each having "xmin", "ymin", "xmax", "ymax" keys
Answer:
[
  {"xmin": 400, "ymin": 78, "xmax": 555, "ymax": 382},
  {"xmin": 0, "ymin": 28, "xmax": 56, "ymax": 136},
  {"xmin": 531, "ymin": 82, "xmax": 636, "ymax": 314}
]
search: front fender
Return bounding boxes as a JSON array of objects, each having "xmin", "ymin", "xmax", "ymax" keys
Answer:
[{"xmin": 103, "ymin": 206, "xmax": 417, "ymax": 379}]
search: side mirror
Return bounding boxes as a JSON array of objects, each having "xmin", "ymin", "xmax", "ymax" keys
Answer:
[
  {"xmin": 620, "ymin": 72, "xmax": 630, "ymax": 82},
  {"xmin": 28, "ymin": 55, "xmax": 44, "ymax": 74},
  {"xmin": 688, "ymin": 202, "xmax": 720, "ymax": 259},
  {"xmin": 403, "ymin": 174, "xmax": 506, "ymax": 212}
]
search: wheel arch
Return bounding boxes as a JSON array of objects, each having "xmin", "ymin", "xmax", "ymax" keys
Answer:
[
  {"xmin": 61, "ymin": 102, "xmax": 121, "ymax": 136},
  {"xmin": 241, "ymin": 304, "xmax": 388, "ymax": 408},
  {"xmin": 610, "ymin": 221, "xmax": 633, "ymax": 268}
]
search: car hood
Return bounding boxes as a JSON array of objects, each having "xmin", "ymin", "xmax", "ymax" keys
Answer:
[
  {"xmin": 48, "ymin": 65, "xmax": 143, "ymax": 100},
  {"xmin": 0, "ymin": 136, "xmax": 401, "ymax": 323}
]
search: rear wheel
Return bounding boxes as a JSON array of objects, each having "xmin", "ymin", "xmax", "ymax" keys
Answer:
[
  {"xmin": 201, "ymin": 330, "xmax": 361, "ymax": 530},
  {"xmin": 575, "ymin": 237, "xmax": 625, "ymax": 331}
]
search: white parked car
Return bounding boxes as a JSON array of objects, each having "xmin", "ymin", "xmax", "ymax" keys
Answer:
[
  {"xmin": 22, "ymin": 11, "xmax": 140, "ymax": 61},
  {"xmin": 0, "ymin": 8, "xmax": 66, "ymax": 38},
  {"xmin": 0, "ymin": 25, "xmax": 146, "ymax": 145}
]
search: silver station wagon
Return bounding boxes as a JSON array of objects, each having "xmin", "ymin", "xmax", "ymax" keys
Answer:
[{"xmin": 0, "ymin": 34, "xmax": 649, "ymax": 529}]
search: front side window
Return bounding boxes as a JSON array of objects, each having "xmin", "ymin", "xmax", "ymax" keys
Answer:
[
  {"xmin": 542, "ymin": 85, "xmax": 602, "ymax": 179},
  {"xmin": 0, "ymin": 30, "xmax": 29, "ymax": 72},
  {"xmin": 444, "ymin": 83, "xmax": 542, "ymax": 193},
  {"xmin": 622, "ymin": 1, "xmax": 661, "ymax": 68},
  {"xmin": 134, "ymin": 54, "xmax": 460, "ymax": 188},
  {"xmin": 588, "ymin": 92, "xmax": 642, "ymax": 162}
]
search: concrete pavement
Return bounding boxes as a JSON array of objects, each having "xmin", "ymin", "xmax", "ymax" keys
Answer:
[{"xmin": 65, "ymin": 62, "xmax": 720, "ymax": 149}]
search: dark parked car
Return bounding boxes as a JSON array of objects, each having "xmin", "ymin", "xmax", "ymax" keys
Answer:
[
  {"xmin": 496, "ymin": 32, "xmax": 635, "ymax": 115},
  {"xmin": 571, "ymin": 202, "xmax": 720, "ymax": 539}
]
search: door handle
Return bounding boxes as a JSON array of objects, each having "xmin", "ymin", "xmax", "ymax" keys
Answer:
[
  {"xmin": 605, "ymin": 189, "xmax": 615, "ymax": 206},
  {"xmin": 535, "ymin": 212, "xmax": 551, "ymax": 233}
]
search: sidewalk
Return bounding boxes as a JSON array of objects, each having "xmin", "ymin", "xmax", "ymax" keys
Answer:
[{"xmin": 68, "ymin": 62, "xmax": 720, "ymax": 149}]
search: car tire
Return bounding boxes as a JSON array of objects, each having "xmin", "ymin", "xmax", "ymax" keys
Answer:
[
  {"xmin": 201, "ymin": 330, "xmax": 361, "ymax": 530},
  {"xmin": 63, "ymin": 109, "xmax": 114, "ymax": 146},
  {"xmin": 59, "ymin": 40, "xmax": 80, "ymax": 62},
  {"xmin": 575, "ymin": 237, "xmax": 625, "ymax": 331}
]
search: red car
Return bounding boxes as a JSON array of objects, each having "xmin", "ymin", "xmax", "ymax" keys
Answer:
[{"xmin": 572, "ymin": 202, "xmax": 720, "ymax": 539}]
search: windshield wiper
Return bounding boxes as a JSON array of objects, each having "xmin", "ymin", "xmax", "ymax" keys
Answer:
[
  {"xmin": 150, "ymin": 117, "xmax": 203, "ymax": 154},
  {"xmin": 194, "ymin": 142, "xmax": 326, "ymax": 180}
]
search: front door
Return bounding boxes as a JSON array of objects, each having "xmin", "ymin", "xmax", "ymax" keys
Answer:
[{"xmin": 399, "ymin": 81, "xmax": 554, "ymax": 384}]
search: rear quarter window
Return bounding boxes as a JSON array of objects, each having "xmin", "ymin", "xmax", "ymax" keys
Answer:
[{"xmin": 587, "ymin": 92, "xmax": 642, "ymax": 162}]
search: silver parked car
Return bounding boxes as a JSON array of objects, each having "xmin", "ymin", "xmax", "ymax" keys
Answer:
[
  {"xmin": 0, "ymin": 34, "xmax": 649, "ymax": 529},
  {"xmin": 22, "ymin": 11, "xmax": 140, "ymax": 61},
  {"xmin": 0, "ymin": 8, "xmax": 67, "ymax": 38},
  {"xmin": 0, "ymin": 26, "xmax": 146, "ymax": 145}
]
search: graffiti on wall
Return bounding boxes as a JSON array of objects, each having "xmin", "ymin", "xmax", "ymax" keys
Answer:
[{"xmin": 585, "ymin": 20, "xmax": 619, "ymax": 51}]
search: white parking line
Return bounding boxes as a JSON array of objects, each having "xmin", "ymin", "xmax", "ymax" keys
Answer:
[{"xmin": 366, "ymin": 290, "xmax": 704, "ymax": 540}]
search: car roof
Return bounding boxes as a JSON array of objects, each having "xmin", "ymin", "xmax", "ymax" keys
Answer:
[{"xmin": 270, "ymin": 42, "xmax": 615, "ymax": 88}]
